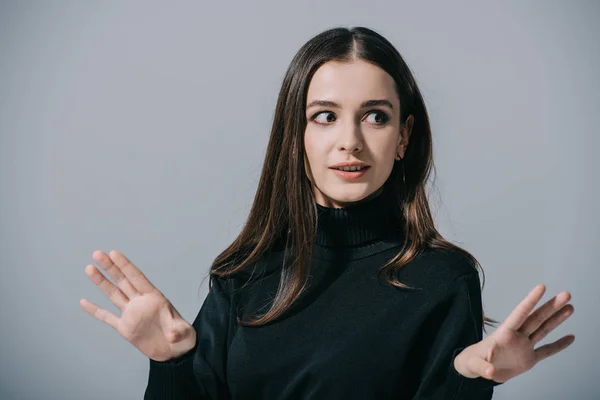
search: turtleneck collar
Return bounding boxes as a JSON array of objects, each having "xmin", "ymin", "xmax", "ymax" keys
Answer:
[{"xmin": 314, "ymin": 184, "xmax": 405, "ymax": 249}]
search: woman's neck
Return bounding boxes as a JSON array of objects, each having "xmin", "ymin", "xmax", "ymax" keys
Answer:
[
  {"xmin": 314, "ymin": 184, "xmax": 403, "ymax": 248},
  {"xmin": 313, "ymin": 185, "xmax": 385, "ymax": 209}
]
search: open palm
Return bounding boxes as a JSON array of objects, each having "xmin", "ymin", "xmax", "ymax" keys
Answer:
[
  {"xmin": 455, "ymin": 284, "xmax": 575, "ymax": 383},
  {"xmin": 80, "ymin": 250, "xmax": 196, "ymax": 362}
]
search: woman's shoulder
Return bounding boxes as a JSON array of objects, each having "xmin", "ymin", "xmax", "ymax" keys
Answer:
[
  {"xmin": 213, "ymin": 244, "xmax": 286, "ymax": 288},
  {"xmin": 396, "ymin": 246, "xmax": 481, "ymax": 292}
]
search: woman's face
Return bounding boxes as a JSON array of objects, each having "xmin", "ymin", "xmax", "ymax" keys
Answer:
[{"xmin": 303, "ymin": 59, "xmax": 413, "ymax": 208}]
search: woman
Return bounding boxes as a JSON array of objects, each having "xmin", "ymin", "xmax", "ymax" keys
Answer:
[{"xmin": 80, "ymin": 27, "xmax": 575, "ymax": 399}]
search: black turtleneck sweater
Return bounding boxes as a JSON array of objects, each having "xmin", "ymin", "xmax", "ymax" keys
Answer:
[{"xmin": 144, "ymin": 186, "xmax": 503, "ymax": 399}]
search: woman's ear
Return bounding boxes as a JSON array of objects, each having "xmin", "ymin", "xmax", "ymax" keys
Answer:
[{"xmin": 396, "ymin": 114, "xmax": 414, "ymax": 159}]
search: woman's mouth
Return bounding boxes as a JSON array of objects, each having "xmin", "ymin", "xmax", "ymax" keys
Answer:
[{"xmin": 330, "ymin": 166, "xmax": 370, "ymax": 180}]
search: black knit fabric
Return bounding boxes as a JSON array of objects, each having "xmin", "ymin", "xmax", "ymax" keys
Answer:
[{"xmin": 144, "ymin": 185, "xmax": 502, "ymax": 399}]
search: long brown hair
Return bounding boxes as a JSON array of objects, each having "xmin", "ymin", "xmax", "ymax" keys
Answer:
[{"xmin": 207, "ymin": 26, "xmax": 498, "ymax": 330}]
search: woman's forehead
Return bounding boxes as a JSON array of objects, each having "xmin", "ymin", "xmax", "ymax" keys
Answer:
[{"xmin": 306, "ymin": 60, "xmax": 398, "ymax": 108}]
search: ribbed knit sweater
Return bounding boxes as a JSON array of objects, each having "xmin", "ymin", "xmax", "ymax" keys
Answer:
[{"xmin": 144, "ymin": 185, "xmax": 502, "ymax": 399}]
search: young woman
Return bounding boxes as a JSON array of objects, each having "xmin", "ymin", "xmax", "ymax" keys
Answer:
[{"xmin": 80, "ymin": 26, "xmax": 575, "ymax": 399}]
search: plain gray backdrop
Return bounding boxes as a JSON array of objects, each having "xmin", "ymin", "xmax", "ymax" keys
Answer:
[{"xmin": 1, "ymin": 1, "xmax": 598, "ymax": 399}]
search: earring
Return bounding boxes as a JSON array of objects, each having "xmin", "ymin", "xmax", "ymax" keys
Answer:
[
  {"xmin": 395, "ymin": 154, "xmax": 406, "ymax": 185},
  {"xmin": 402, "ymin": 160, "xmax": 405, "ymax": 185}
]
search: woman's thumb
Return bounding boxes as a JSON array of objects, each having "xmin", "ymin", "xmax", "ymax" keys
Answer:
[
  {"xmin": 166, "ymin": 321, "xmax": 191, "ymax": 344},
  {"xmin": 469, "ymin": 356, "xmax": 495, "ymax": 380}
]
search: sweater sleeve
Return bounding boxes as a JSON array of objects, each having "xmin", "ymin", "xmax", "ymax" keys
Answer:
[
  {"xmin": 412, "ymin": 272, "xmax": 504, "ymax": 400},
  {"xmin": 144, "ymin": 275, "xmax": 232, "ymax": 400}
]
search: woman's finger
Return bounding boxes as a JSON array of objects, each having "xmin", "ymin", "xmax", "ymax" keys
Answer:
[
  {"xmin": 529, "ymin": 304, "xmax": 575, "ymax": 346},
  {"xmin": 92, "ymin": 250, "xmax": 142, "ymax": 298},
  {"xmin": 107, "ymin": 250, "xmax": 157, "ymax": 295},
  {"xmin": 84, "ymin": 264, "xmax": 129, "ymax": 311},
  {"xmin": 501, "ymin": 284, "xmax": 546, "ymax": 331},
  {"xmin": 519, "ymin": 291, "xmax": 572, "ymax": 337},
  {"xmin": 534, "ymin": 334, "xmax": 576, "ymax": 363},
  {"xmin": 80, "ymin": 298, "xmax": 120, "ymax": 330}
]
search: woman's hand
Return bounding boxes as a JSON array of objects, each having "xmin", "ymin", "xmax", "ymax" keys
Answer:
[
  {"xmin": 454, "ymin": 284, "xmax": 575, "ymax": 383},
  {"xmin": 80, "ymin": 250, "xmax": 196, "ymax": 362}
]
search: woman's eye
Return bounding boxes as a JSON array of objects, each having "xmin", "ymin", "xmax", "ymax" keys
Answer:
[
  {"xmin": 364, "ymin": 111, "xmax": 389, "ymax": 125},
  {"xmin": 313, "ymin": 111, "xmax": 336, "ymax": 124}
]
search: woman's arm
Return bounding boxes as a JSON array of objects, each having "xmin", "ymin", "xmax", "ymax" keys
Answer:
[
  {"xmin": 412, "ymin": 272, "xmax": 501, "ymax": 400},
  {"xmin": 144, "ymin": 276, "xmax": 233, "ymax": 400}
]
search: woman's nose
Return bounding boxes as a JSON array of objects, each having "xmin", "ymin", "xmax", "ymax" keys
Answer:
[{"xmin": 337, "ymin": 124, "xmax": 364, "ymax": 153}]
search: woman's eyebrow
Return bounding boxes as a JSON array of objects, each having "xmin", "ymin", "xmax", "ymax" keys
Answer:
[{"xmin": 306, "ymin": 99, "xmax": 394, "ymax": 111}]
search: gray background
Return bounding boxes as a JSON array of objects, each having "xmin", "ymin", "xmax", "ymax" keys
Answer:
[{"xmin": 1, "ymin": 1, "xmax": 597, "ymax": 399}]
